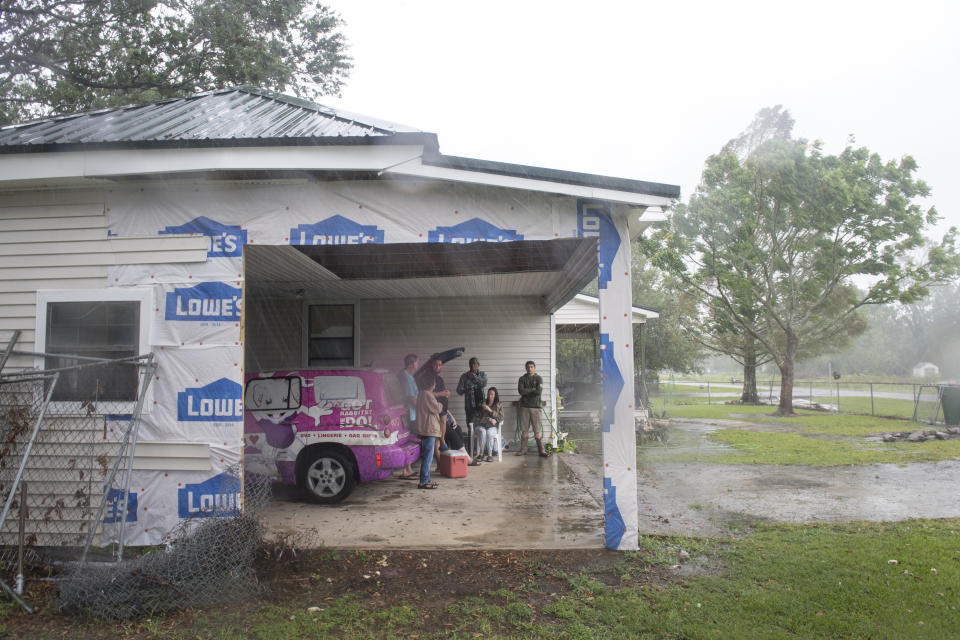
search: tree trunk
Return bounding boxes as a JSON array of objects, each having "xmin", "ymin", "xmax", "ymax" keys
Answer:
[
  {"xmin": 740, "ymin": 343, "xmax": 759, "ymax": 404},
  {"xmin": 774, "ymin": 332, "xmax": 798, "ymax": 416}
]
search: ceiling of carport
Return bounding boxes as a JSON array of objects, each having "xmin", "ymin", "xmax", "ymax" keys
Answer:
[{"xmin": 244, "ymin": 239, "xmax": 597, "ymax": 314}]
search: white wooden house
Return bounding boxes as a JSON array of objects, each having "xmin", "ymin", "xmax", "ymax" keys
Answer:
[{"xmin": 0, "ymin": 87, "xmax": 678, "ymax": 549}]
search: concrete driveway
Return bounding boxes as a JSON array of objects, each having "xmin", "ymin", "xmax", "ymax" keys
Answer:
[
  {"xmin": 259, "ymin": 417, "xmax": 960, "ymax": 548},
  {"xmin": 260, "ymin": 453, "xmax": 605, "ymax": 549}
]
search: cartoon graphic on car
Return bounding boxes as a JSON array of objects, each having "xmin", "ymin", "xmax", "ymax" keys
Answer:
[{"xmin": 243, "ymin": 369, "xmax": 419, "ymax": 504}]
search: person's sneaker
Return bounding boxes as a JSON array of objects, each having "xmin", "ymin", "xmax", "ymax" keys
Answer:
[{"xmin": 484, "ymin": 455, "xmax": 493, "ymax": 462}]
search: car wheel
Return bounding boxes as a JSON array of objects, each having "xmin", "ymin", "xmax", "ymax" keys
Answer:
[{"xmin": 297, "ymin": 448, "xmax": 356, "ymax": 504}]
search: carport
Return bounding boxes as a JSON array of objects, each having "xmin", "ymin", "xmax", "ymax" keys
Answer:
[
  {"xmin": 242, "ymin": 240, "xmax": 609, "ymax": 548},
  {"xmin": 242, "ymin": 238, "xmax": 598, "ymax": 432}
]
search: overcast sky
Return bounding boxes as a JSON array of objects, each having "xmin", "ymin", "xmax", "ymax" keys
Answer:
[{"xmin": 322, "ymin": 0, "xmax": 959, "ymax": 240}]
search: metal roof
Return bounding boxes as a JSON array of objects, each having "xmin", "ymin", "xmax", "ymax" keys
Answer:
[
  {"xmin": 0, "ymin": 86, "xmax": 680, "ymax": 200},
  {"xmin": 0, "ymin": 86, "xmax": 436, "ymax": 151}
]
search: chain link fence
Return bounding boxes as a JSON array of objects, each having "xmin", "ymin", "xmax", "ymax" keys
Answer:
[
  {"xmin": 0, "ymin": 339, "xmax": 277, "ymax": 618},
  {"xmin": 0, "ymin": 354, "xmax": 156, "ymax": 612},
  {"xmin": 652, "ymin": 377, "xmax": 953, "ymax": 423},
  {"xmin": 58, "ymin": 471, "xmax": 271, "ymax": 619}
]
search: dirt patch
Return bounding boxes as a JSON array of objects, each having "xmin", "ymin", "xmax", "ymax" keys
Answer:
[
  {"xmin": 259, "ymin": 547, "xmax": 677, "ymax": 604},
  {"xmin": 3, "ymin": 548, "xmax": 690, "ymax": 638}
]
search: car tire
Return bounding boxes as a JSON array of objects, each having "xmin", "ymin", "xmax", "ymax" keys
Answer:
[{"xmin": 297, "ymin": 448, "xmax": 356, "ymax": 504}]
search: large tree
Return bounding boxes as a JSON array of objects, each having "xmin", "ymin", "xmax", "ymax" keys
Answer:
[
  {"xmin": 0, "ymin": 0, "xmax": 352, "ymax": 124},
  {"xmin": 675, "ymin": 106, "xmax": 792, "ymax": 403},
  {"xmin": 653, "ymin": 110, "xmax": 959, "ymax": 415},
  {"xmin": 630, "ymin": 244, "xmax": 704, "ymax": 380}
]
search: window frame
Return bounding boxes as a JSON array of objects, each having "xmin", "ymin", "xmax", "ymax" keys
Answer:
[
  {"xmin": 35, "ymin": 288, "xmax": 154, "ymax": 412},
  {"xmin": 302, "ymin": 302, "xmax": 357, "ymax": 368}
]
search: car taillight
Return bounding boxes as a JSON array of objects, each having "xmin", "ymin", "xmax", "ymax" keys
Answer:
[{"xmin": 376, "ymin": 452, "xmax": 382, "ymax": 467}]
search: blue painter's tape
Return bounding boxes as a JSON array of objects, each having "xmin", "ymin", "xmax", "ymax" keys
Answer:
[
  {"xmin": 603, "ymin": 476, "xmax": 626, "ymax": 549},
  {"xmin": 599, "ymin": 333, "xmax": 624, "ymax": 432},
  {"xmin": 577, "ymin": 200, "xmax": 620, "ymax": 289}
]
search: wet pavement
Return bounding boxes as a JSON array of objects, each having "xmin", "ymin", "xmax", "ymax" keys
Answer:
[
  {"xmin": 260, "ymin": 452, "xmax": 605, "ymax": 549},
  {"xmin": 259, "ymin": 417, "xmax": 960, "ymax": 547}
]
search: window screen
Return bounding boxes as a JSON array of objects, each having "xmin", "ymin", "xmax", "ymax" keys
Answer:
[
  {"xmin": 45, "ymin": 301, "xmax": 140, "ymax": 401},
  {"xmin": 308, "ymin": 304, "xmax": 354, "ymax": 367}
]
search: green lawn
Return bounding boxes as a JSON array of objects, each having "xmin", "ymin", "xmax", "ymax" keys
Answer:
[
  {"xmin": 706, "ymin": 430, "xmax": 960, "ymax": 465},
  {"xmin": 630, "ymin": 519, "xmax": 960, "ymax": 639},
  {"xmin": 638, "ymin": 402, "xmax": 960, "ymax": 466}
]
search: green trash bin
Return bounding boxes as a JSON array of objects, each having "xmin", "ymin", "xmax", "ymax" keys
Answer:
[{"xmin": 941, "ymin": 386, "xmax": 960, "ymax": 426}]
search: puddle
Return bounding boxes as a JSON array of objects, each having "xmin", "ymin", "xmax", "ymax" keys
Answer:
[{"xmin": 560, "ymin": 418, "xmax": 960, "ymax": 538}]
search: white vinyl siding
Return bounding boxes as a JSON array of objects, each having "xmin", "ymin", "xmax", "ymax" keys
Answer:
[
  {"xmin": 0, "ymin": 430, "xmax": 209, "ymax": 545},
  {"xmin": 132, "ymin": 441, "xmax": 211, "ymax": 471},
  {"xmin": 555, "ymin": 295, "xmax": 653, "ymax": 325},
  {"xmin": 0, "ymin": 192, "xmax": 208, "ymax": 370},
  {"xmin": 555, "ymin": 297, "xmax": 604, "ymax": 325},
  {"xmin": 356, "ymin": 296, "xmax": 552, "ymax": 433}
]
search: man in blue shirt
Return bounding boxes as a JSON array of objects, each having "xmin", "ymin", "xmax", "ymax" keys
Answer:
[{"xmin": 397, "ymin": 353, "xmax": 420, "ymax": 479}]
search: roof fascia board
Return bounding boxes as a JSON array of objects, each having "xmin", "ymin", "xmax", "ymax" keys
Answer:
[
  {"xmin": 424, "ymin": 152, "xmax": 680, "ymax": 199},
  {"xmin": 385, "ymin": 157, "xmax": 676, "ymax": 207},
  {"xmin": 627, "ymin": 206, "xmax": 668, "ymax": 239},
  {"xmin": 0, "ymin": 144, "xmax": 426, "ymax": 182}
]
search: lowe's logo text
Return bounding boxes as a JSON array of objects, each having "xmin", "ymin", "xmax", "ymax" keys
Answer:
[
  {"xmin": 178, "ymin": 472, "xmax": 241, "ymax": 518},
  {"xmin": 103, "ymin": 488, "xmax": 137, "ymax": 524},
  {"xmin": 159, "ymin": 216, "xmax": 247, "ymax": 258},
  {"xmin": 165, "ymin": 282, "xmax": 242, "ymax": 322},
  {"xmin": 428, "ymin": 217, "xmax": 523, "ymax": 243},
  {"xmin": 177, "ymin": 378, "xmax": 243, "ymax": 422},
  {"xmin": 290, "ymin": 214, "xmax": 384, "ymax": 245}
]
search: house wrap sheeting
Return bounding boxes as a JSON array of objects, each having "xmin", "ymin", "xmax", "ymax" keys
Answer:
[{"xmin": 92, "ymin": 178, "xmax": 638, "ymax": 548}]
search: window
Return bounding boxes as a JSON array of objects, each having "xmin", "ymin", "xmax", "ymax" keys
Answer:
[
  {"xmin": 307, "ymin": 305, "xmax": 354, "ymax": 367},
  {"xmin": 36, "ymin": 290, "xmax": 152, "ymax": 404},
  {"xmin": 244, "ymin": 376, "xmax": 302, "ymax": 411},
  {"xmin": 312, "ymin": 375, "xmax": 365, "ymax": 406}
]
